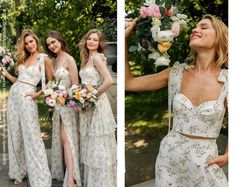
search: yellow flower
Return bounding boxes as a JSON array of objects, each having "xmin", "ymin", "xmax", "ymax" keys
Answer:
[
  {"xmin": 157, "ymin": 41, "xmax": 172, "ymax": 53},
  {"xmin": 86, "ymin": 85, "xmax": 95, "ymax": 92},
  {"xmin": 75, "ymin": 91, "xmax": 81, "ymax": 100},
  {"xmin": 58, "ymin": 97, "xmax": 65, "ymax": 105},
  {"xmin": 151, "ymin": 17, "xmax": 161, "ymax": 26},
  {"xmin": 50, "ymin": 92, "xmax": 57, "ymax": 100}
]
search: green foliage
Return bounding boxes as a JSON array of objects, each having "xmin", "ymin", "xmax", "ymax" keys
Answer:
[{"xmin": 0, "ymin": 0, "xmax": 117, "ymax": 65}]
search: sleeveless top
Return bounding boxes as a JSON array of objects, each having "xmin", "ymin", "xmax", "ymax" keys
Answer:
[
  {"xmin": 79, "ymin": 53, "xmax": 106, "ymax": 86},
  {"xmin": 168, "ymin": 62, "xmax": 228, "ymax": 138},
  {"xmin": 17, "ymin": 53, "xmax": 47, "ymax": 89},
  {"xmin": 53, "ymin": 60, "xmax": 71, "ymax": 89}
]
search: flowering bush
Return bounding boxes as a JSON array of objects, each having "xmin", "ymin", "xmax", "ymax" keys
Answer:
[
  {"xmin": 0, "ymin": 47, "xmax": 15, "ymax": 70},
  {"xmin": 68, "ymin": 84, "xmax": 98, "ymax": 111},
  {"xmin": 43, "ymin": 81, "xmax": 68, "ymax": 109},
  {"xmin": 132, "ymin": 0, "xmax": 188, "ymax": 66}
]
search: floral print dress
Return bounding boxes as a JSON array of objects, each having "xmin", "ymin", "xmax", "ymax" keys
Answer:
[
  {"xmin": 50, "ymin": 61, "xmax": 81, "ymax": 187},
  {"xmin": 7, "ymin": 53, "xmax": 52, "ymax": 187},
  {"xmin": 155, "ymin": 62, "xmax": 228, "ymax": 187},
  {"xmin": 79, "ymin": 53, "xmax": 117, "ymax": 187}
]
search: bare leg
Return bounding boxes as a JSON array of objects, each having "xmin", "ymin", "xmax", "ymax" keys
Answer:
[{"xmin": 60, "ymin": 121, "xmax": 75, "ymax": 187}]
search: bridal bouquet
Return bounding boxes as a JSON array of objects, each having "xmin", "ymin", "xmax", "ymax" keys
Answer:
[
  {"xmin": 0, "ymin": 47, "xmax": 15, "ymax": 69},
  {"xmin": 132, "ymin": 0, "xmax": 188, "ymax": 66},
  {"xmin": 68, "ymin": 84, "xmax": 98, "ymax": 111},
  {"xmin": 43, "ymin": 81, "xmax": 68, "ymax": 109}
]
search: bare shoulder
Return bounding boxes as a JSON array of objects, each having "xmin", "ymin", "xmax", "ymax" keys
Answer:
[
  {"xmin": 65, "ymin": 53, "xmax": 76, "ymax": 65},
  {"xmin": 93, "ymin": 53, "xmax": 106, "ymax": 66}
]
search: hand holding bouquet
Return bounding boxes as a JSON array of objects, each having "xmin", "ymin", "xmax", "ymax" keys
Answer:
[
  {"xmin": 43, "ymin": 81, "xmax": 67, "ymax": 109},
  {"xmin": 68, "ymin": 84, "xmax": 98, "ymax": 111},
  {"xmin": 129, "ymin": 0, "xmax": 189, "ymax": 67}
]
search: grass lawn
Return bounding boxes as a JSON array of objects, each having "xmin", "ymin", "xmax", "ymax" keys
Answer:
[{"xmin": 125, "ymin": 89, "xmax": 169, "ymax": 186}]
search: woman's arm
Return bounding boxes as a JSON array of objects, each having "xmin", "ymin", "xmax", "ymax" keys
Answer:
[
  {"xmin": 93, "ymin": 55, "xmax": 113, "ymax": 96},
  {"xmin": 44, "ymin": 56, "xmax": 53, "ymax": 82},
  {"xmin": 67, "ymin": 56, "xmax": 79, "ymax": 85},
  {"xmin": 0, "ymin": 64, "xmax": 17, "ymax": 83},
  {"xmin": 125, "ymin": 18, "xmax": 171, "ymax": 92}
]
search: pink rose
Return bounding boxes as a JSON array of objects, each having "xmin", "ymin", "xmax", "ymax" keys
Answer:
[
  {"xmin": 171, "ymin": 22, "xmax": 180, "ymax": 37},
  {"xmin": 140, "ymin": 7, "xmax": 148, "ymax": 18},
  {"xmin": 165, "ymin": 6, "xmax": 176, "ymax": 17},
  {"xmin": 148, "ymin": 4, "xmax": 161, "ymax": 19}
]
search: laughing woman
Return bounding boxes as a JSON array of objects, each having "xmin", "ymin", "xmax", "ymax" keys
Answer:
[{"xmin": 125, "ymin": 15, "xmax": 228, "ymax": 186}]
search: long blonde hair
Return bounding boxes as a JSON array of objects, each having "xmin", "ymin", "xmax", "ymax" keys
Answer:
[
  {"xmin": 185, "ymin": 14, "xmax": 228, "ymax": 68},
  {"xmin": 79, "ymin": 29, "xmax": 106, "ymax": 68},
  {"xmin": 16, "ymin": 29, "xmax": 41, "ymax": 67}
]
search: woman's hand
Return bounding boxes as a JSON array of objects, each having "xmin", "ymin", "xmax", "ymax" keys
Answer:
[
  {"xmin": 25, "ymin": 91, "xmax": 42, "ymax": 100},
  {"xmin": 0, "ymin": 65, "xmax": 8, "ymax": 77},
  {"xmin": 125, "ymin": 18, "xmax": 137, "ymax": 39},
  {"xmin": 207, "ymin": 154, "xmax": 228, "ymax": 168}
]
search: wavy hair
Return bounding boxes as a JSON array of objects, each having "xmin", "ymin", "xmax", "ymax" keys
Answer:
[
  {"xmin": 16, "ymin": 29, "xmax": 41, "ymax": 67},
  {"xmin": 79, "ymin": 29, "xmax": 106, "ymax": 68},
  {"xmin": 185, "ymin": 14, "xmax": 228, "ymax": 68},
  {"xmin": 45, "ymin": 31, "xmax": 69, "ymax": 58}
]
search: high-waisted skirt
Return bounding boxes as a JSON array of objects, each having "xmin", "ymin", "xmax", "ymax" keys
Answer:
[{"xmin": 155, "ymin": 130, "xmax": 228, "ymax": 187}]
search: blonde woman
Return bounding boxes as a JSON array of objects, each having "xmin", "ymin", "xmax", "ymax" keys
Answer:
[
  {"xmin": 125, "ymin": 15, "xmax": 228, "ymax": 186},
  {"xmin": 78, "ymin": 29, "xmax": 117, "ymax": 187},
  {"xmin": 1, "ymin": 29, "xmax": 52, "ymax": 186}
]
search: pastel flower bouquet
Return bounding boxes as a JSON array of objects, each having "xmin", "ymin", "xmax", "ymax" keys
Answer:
[
  {"xmin": 68, "ymin": 84, "xmax": 98, "ymax": 111},
  {"xmin": 0, "ymin": 47, "xmax": 15, "ymax": 74},
  {"xmin": 43, "ymin": 81, "xmax": 68, "ymax": 109},
  {"xmin": 132, "ymin": 0, "xmax": 188, "ymax": 66}
]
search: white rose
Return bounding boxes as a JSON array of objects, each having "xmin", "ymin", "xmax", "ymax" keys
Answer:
[
  {"xmin": 43, "ymin": 88, "xmax": 53, "ymax": 96},
  {"xmin": 154, "ymin": 56, "xmax": 170, "ymax": 66},
  {"xmin": 47, "ymin": 99, "xmax": 56, "ymax": 107},
  {"xmin": 156, "ymin": 30, "xmax": 174, "ymax": 42},
  {"xmin": 151, "ymin": 26, "xmax": 161, "ymax": 42},
  {"xmin": 148, "ymin": 51, "xmax": 161, "ymax": 60},
  {"xmin": 79, "ymin": 97, "xmax": 85, "ymax": 104},
  {"xmin": 144, "ymin": 0, "xmax": 156, "ymax": 6}
]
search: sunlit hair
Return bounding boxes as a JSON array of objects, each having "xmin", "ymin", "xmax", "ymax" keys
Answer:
[
  {"xmin": 185, "ymin": 14, "xmax": 228, "ymax": 68},
  {"xmin": 45, "ymin": 31, "xmax": 69, "ymax": 58},
  {"xmin": 16, "ymin": 29, "xmax": 41, "ymax": 67},
  {"xmin": 79, "ymin": 29, "xmax": 106, "ymax": 68}
]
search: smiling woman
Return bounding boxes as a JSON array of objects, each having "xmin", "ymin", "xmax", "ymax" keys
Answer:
[
  {"xmin": 125, "ymin": 14, "xmax": 228, "ymax": 186},
  {"xmin": 1, "ymin": 29, "xmax": 53, "ymax": 187}
]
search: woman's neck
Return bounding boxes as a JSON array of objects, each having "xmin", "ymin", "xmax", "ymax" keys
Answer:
[{"xmin": 194, "ymin": 50, "xmax": 219, "ymax": 73}]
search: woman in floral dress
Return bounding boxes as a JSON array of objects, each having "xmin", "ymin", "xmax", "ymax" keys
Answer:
[
  {"xmin": 45, "ymin": 31, "xmax": 81, "ymax": 187},
  {"xmin": 79, "ymin": 29, "xmax": 117, "ymax": 187},
  {"xmin": 1, "ymin": 29, "xmax": 52, "ymax": 186},
  {"xmin": 125, "ymin": 15, "xmax": 228, "ymax": 186}
]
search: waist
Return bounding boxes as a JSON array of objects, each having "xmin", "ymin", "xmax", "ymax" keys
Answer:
[
  {"xmin": 179, "ymin": 132, "xmax": 216, "ymax": 140},
  {"xmin": 17, "ymin": 80, "xmax": 36, "ymax": 87}
]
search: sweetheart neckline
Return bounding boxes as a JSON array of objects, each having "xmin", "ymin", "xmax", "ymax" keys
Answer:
[{"xmin": 175, "ymin": 93, "xmax": 222, "ymax": 108}]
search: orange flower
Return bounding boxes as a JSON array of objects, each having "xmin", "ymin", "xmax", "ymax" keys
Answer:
[
  {"xmin": 58, "ymin": 97, "xmax": 65, "ymax": 105},
  {"xmin": 157, "ymin": 41, "xmax": 172, "ymax": 53},
  {"xmin": 75, "ymin": 91, "xmax": 81, "ymax": 100}
]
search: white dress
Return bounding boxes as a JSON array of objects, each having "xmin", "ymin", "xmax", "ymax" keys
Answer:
[
  {"xmin": 155, "ymin": 62, "xmax": 228, "ymax": 187},
  {"xmin": 7, "ymin": 53, "xmax": 52, "ymax": 187},
  {"xmin": 79, "ymin": 53, "xmax": 117, "ymax": 187},
  {"xmin": 50, "ymin": 61, "xmax": 81, "ymax": 186}
]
